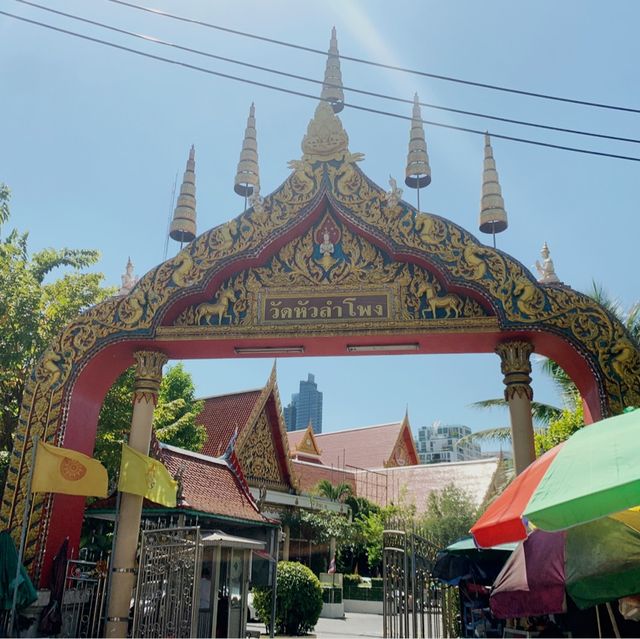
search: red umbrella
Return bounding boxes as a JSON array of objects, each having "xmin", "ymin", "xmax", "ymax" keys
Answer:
[{"xmin": 470, "ymin": 445, "xmax": 562, "ymax": 548}]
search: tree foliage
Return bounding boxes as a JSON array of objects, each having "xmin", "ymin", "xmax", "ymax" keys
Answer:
[
  {"xmin": 253, "ymin": 561, "xmax": 323, "ymax": 635},
  {"xmin": 0, "ymin": 187, "xmax": 111, "ymax": 490},
  {"xmin": 534, "ymin": 403, "xmax": 584, "ymax": 456},
  {"xmin": 95, "ymin": 363, "xmax": 205, "ymax": 479},
  {"xmin": 315, "ymin": 479, "xmax": 353, "ymax": 502},
  {"xmin": 420, "ymin": 484, "xmax": 478, "ymax": 549}
]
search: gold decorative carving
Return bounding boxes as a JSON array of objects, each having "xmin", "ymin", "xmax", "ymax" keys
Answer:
[
  {"xmin": 133, "ymin": 351, "xmax": 167, "ymax": 404},
  {"xmin": 174, "ymin": 214, "xmax": 488, "ymax": 329},
  {"xmin": 237, "ymin": 412, "xmax": 286, "ymax": 489},
  {"xmin": 496, "ymin": 341, "xmax": 534, "ymax": 401}
]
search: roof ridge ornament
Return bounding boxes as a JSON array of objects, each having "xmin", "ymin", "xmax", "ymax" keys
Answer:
[
  {"xmin": 535, "ymin": 241, "xmax": 561, "ymax": 284},
  {"xmin": 169, "ymin": 145, "xmax": 197, "ymax": 245},
  {"xmin": 479, "ymin": 132, "xmax": 508, "ymax": 246},
  {"xmin": 405, "ymin": 93, "xmax": 432, "ymax": 189},
  {"xmin": 320, "ymin": 26, "xmax": 344, "ymax": 113},
  {"xmin": 298, "ymin": 101, "xmax": 362, "ymax": 164},
  {"xmin": 234, "ymin": 102, "xmax": 260, "ymax": 198}
]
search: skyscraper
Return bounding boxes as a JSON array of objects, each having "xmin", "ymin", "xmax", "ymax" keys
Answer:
[{"xmin": 284, "ymin": 373, "xmax": 323, "ymax": 433}]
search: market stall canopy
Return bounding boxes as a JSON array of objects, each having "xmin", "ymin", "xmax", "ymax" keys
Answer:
[
  {"xmin": 491, "ymin": 510, "xmax": 640, "ymax": 618},
  {"xmin": 471, "ymin": 408, "xmax": 640, "ymax": 548}
]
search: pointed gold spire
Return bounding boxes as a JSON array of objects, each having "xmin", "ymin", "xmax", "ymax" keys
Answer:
[
  {"xmin": 234, "ymin": 103, "xmax": 260, "ymax": 197},
  {"xmin": 479, "ymin": 132, "xmax": 508, "ymax": 236},
  {"xmin": 169, "ymin": 145, "xmax": 197, "ymax": 244},
  {"xmin": 405, "ymin": 93, "xmax": 431, "ymax": 189},
  {"xmin": 320, "ymin": 27, "xmax": 344, "ymax": 113}
]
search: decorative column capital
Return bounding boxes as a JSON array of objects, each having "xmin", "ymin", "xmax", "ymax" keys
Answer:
[
  {"xmin": 132, "ymin": 351, "xmax": 168, "ymax": 404},
  {"xmin": 495, "ymin": 341, "xmax": 534, "ymax": 401}
]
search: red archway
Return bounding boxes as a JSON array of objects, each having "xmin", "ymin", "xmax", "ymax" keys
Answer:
[{"xmin": 2, "ymin": 102, "xmax": 639, "ymax": 585}]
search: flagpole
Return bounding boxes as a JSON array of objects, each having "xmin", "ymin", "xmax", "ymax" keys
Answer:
[{"xmin": 8, "ymin": 435, "xmax": 38, "ymax": 637}]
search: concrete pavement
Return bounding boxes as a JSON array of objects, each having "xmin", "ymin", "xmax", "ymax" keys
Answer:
[{"xmin": 247, "ymin": 612, "xmax": 384, "ymax": 638}]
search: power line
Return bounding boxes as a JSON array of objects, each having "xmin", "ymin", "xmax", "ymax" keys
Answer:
[
  {"xmin": 3, "ymin": 10, "xmax": 640, "ymax": 163},
  {"xmin": 105, "ymin": 0, "xmax": 640, "ymax": 116},
  {"xmin": 13, "ymin": 0, "xmax": 640, "ymax": 146}
]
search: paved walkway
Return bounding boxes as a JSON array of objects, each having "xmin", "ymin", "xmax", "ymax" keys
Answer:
[{"xmin": 247, "ymin": 612, "xmax": 384, "ymax": 638}]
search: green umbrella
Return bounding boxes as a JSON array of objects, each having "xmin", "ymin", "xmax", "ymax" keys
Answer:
[
  {"xmin": 0, "ymin": 531, "xmax": 37, "ymax": 611},
  {"xmin": 524, "ymin": 408, "xmax": 640, "ymax": 531}
]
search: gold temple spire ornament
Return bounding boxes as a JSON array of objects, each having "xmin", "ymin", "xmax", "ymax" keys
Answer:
[
  {"xmin": 169, "ymin": 145, "xmax": 197, "ymax": 246},
  {"xmin": 234, "ymin": 102, "xmax": 260, "ymax": 207},
  {"xmin": 479, "ymin": 133, "xmax": 508, "ymax": 248},
  {"xmin": 320, "ymin": 27, "xmax": 344, "ymax": 114},
  {"xmin": 405, "ymin": 93, "xmax": 431, "ymax": 212}
]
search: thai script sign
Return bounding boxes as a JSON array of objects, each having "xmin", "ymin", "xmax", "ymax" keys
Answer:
[{"xmin": 260, "ymin": 291, "xmax": 391, "ymax": 324}]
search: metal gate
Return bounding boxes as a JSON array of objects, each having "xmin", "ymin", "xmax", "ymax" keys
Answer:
[
  {"xmin": 132, "ymin": 526, "xmax": 201, "ymax": 638},
  {"xmin": 383, "ymin": 522, "xmax": 457, "ymax": 638},
  {"xmin": 60, "ymin": 559, "xmax": 109, "ymax": 638}
]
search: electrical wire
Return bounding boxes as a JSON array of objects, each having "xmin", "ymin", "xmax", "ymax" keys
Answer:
[
  {"xmin": 3, "ymin": 10, "xmax": 640, "ymax": 163},
  {"xmin": 13, "ymin": 0, "xmax": 640, "ymax": 146},
  {"xmin": 104, "ymin": 0, "xmax": 640, "ymax": 115}
]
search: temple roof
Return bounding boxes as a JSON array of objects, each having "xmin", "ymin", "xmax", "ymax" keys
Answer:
[
  {"xmin": 291, "ymin": 458, "xmax": 356, "ymax": 494},
  {"xmin": 355, "ymin": 457, "xmax": 508, "ymax": 514},
  {"xmin": 198, "ymin": 389, "xmax": 263, "ymax": 457},
  {"xmin": 162, "ymin": 445, "xmax": 267, "ymax": 523},
  {"xmin": 287, "ymin": 423, "xmax": 323, "ymax": 462},
  {"xmin": 312, "ymin": 419, "xmax": 419, "ymax": 469},
  {"xmin": 196, "ymin": 366, "xmax": 297, "ymax": 491}
]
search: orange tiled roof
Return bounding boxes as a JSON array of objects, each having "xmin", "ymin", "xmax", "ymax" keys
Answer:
[
  {"xmin": 291, "ymin": 459, "xmax": 356, "ymax": 493},
  {"xmin": 162, "ymin": 445, "xmax": 267, "ymax": 522},
  {"xmin": 314, "ymin": 422, "xmax": 406, "ymax": 469},
  {"xmin": 197, "ymin": 389, "xmax": 262, "ymax": 457}
]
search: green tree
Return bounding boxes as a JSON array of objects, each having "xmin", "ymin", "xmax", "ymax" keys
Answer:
[
  {"xmin": 420, "ymin": 484, "xmax": 478, "ymax": 549},
  {"xmin": 95, "ymin": 363, "xmax": 205, "ymax": 479},
  {"xmin": 315, "ymin": 479, "xmax": 353, "ymax": 502},
  {"xmin": 0, "ymin": 186, "xmax": 111, "ymax": 489},
  {"xmin": 534, "ymin": 403, "xmax": 585, "ymax": 456}
]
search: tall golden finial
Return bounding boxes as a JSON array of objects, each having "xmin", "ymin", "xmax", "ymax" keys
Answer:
[
  {"xmin": 320, "ymin": 27, "xmax": 344, "ymax": 113},
  {"xmin": 479, "ymin": 133, "xmax": 508, "ymax": 247},
  {"xmin": 234, "ymin": 103, "xmax": 260, "ymax": 200},
  {"xmin": 169, "ymin": 145, "xmax": 196, "ymax": 245},
  {"xmin": 405, "ymin": 93, "xmax": 431, "ymax": 211}
]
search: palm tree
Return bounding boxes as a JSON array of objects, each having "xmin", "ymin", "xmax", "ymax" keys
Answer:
[
  {"xmin": 461, "ymin": 282, "xmax": 639, "ymax": 447},
  {"xmin": 315, "ymin": 479, "xmax": 353, "ymax": 503}
]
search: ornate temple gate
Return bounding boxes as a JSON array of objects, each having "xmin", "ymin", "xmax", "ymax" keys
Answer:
[
  {"xmin": 131, "ymin": 527, "xmax": 201, "ymax": 638},
  {"xmin": 1, "ymin": 98, "xmax": 638, "ymax": 609},
  {"xmin": 383, "ymin": 522, "xmax": 456, "ymax": 638}
]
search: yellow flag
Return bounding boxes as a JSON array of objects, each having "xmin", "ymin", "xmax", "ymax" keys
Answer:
[
  {"xmin": 32, "ymin": 441, "xmax": 108, "ymax": 497},
  {"xmin": 118, "ymin": 444, "xmax": 177, "ymax": 507}
]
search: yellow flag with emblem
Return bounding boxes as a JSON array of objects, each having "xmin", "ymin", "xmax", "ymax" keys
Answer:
[
  {"xmin": 32, "ymin": 441, "xmax": 108, "ymax": 497},
  {"xmin": 117, "ymin": 443, "xmax": 177, "ymax": 507}
]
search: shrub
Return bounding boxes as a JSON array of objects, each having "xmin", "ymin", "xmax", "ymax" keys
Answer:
[
  {"xmin": 343, "ymin": 573, "xmax": 361, "ymax": 588},
  {"xmin": 322, "ymin": 586, "xmax": 342, "ymax": 604},
  {"xmin": 253, "ymin": 561, "xmax": 323, "ymax": 635},
  {"xmin": 370, "ymin": 577, "xmax": 383, "ymax": 590}
]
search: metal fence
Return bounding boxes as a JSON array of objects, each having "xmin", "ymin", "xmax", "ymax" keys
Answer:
[
  {"xmin": 131, "ymin": 526, "xmax": 201, "ymax": 638},
  {"xmin": 383, "ymin": 520, "xmax": 457, "ymax": 638},
  {"xmin": 60, "ymin": 559, "xmax": 109, "ymax": 638}
]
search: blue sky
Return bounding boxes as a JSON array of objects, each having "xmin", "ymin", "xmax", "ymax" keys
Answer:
[{"xmin": 1, "ymin": 1, "xmax": 638, "ymax": 443}]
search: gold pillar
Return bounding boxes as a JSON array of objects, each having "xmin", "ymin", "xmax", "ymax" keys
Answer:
[
  {"xmin": 496, "ymin": 341, "xmax": 536, "ymax": 475},
  {"xmin": 105, "ymin": 351, "xmax": 167, "ymax": 638}
]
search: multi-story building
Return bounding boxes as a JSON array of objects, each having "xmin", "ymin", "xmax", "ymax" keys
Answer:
[
  {"xmin": 283, "ymin": 373, "xmax": 323, "ymax": 433},
  {"xmin": 415, "ymin": 422, "xmax": 482, "ymax": 464}
]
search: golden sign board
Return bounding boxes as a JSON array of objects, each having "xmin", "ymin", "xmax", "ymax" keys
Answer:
[{"xmin": 259, "ymin": 290, "xmax": 391, "ymax": 325}]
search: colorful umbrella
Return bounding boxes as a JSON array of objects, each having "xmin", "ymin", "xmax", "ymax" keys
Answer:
[
  {"xmin": 471, "ymin": 408, "xmax": 640, "ymax": 547},
  {"xmin": 490, "ymin": 510, "xmax": 640, "ymax": 617},
  {"xmin": 432, "ymin": 537, "xmax": 516, "ymax": 586}
]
